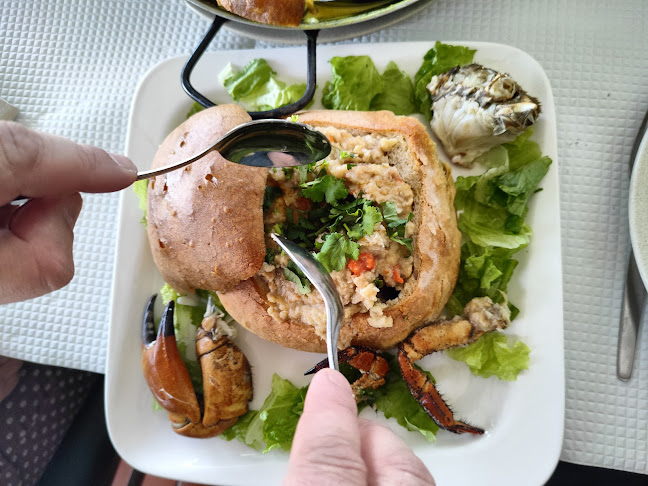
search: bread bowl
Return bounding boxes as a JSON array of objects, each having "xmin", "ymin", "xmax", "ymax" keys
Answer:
[
  {"xmin": 147, "ymin": 105, "xmax": 461, "ymax": 353},
  {"xmin": 215, "ymin": 0, "xmax": 305, "ymax": 27}
]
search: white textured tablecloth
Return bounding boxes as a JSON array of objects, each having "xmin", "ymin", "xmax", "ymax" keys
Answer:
[{"xmin": 1, "ymin": 0, "xmax": 647, "ymax": 475}]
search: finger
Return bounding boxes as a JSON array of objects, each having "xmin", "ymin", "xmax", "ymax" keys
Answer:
[
  {"xmin": 0, "ymin": 194, "xmax": 82, "ymax": 304},
  {"xmin": 0, "ymin": 121, "xmax": 137, "ymax": 204},
  {"xmin": 0, "ymin": 357, "xmax": 23, "ymax": 402},
  {"xmin": 284, "ymin": 369, "xmax": 366, "ymax": 486},
  {"xmin": 358, "ymin": 418, "xmax": 435, "ymax": 486},
  {"xmin": 0, "ymin": 204, "xmax": 19, "ymax": 228}
]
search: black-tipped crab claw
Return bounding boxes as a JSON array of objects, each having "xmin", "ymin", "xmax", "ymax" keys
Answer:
[{"xmin": 141, "ymin": 294, "xmax": 252, "ymax": 438}]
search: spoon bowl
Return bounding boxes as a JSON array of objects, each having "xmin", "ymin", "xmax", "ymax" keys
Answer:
[{"xmin": 135, "ymin": 119, "xmax": 331, "ymax": 181}]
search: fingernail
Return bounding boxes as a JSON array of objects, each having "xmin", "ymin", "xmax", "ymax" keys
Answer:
[{"xmin": 109, "ymin": 153, "xmax": 137, "ymax": 175}]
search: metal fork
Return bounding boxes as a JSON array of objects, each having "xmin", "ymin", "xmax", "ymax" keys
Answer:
[{"xmin": 271, "ymin": 234, "xmax": 343, "ymax": 370}]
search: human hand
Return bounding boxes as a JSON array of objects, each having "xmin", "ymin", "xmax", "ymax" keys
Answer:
[
  {"xmin": 0, "ymin": 122, "xmax": 137, "ymax": 304},
  {"xmin": 0, "ymin": 356, "xmax": 22, "ymax": 402},
  {"xmin": 284, "ymin": 368, "xmax": 435, "ymax": 486}
]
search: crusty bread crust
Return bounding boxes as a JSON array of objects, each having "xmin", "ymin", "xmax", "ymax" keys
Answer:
[
  {"xmin": 219, "ymin": 110, "xmax": 461, "ymax": 351},
  {"xmin": 147, "ymin": 105, "xmax": 267, "ymax": 295},
  {"xmin": 216, "ymin": 0, "xmax": 304, "ymax": 27}
]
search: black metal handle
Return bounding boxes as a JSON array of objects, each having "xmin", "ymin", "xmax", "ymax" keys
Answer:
[{"xmin": 181, "ymin": 16, "xmax": 319, "ymax": 120}]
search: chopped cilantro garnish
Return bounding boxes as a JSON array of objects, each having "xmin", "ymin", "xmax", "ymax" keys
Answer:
[
  {"xmin": 301, "ymin": 174, "xmax": 348, "ymax": 205},
  {"xmin": 263, "ymin": 186, "xmax": 282, "ymax": 213},
  {"xmin": 264, "ymin": 166, "xmax": 406, "ymax": 276},
  {"xmin": 339, "ymin": 151, "xmax": 357, "ymax": 159},
  {"xmin": 380, "ymin": 201, "xmax": 413, "ymax": 253},
  {"xmin": 315, "ymin": 233, "xmax": 360, "ymax": 272}
]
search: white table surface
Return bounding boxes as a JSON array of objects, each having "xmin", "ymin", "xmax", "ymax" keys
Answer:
[{"xmin": 1, "ymin": 0, "xmax": 647, "ymax": 476}]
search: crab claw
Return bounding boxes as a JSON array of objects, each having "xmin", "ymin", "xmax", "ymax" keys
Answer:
[
  {"xmin": 141, "ymin": 294, "xmax": 252, "ymax": 438},
  {"xmin": 141, "ymin": 298, "xmax": 202, "ymax": 428},
  {"xmin": 305, "ymin": 346, "xmax": 390, "ymax": 399},
  {"xmin": 397, "ymin": 347, "xmax": 484, "ymax": 435}
]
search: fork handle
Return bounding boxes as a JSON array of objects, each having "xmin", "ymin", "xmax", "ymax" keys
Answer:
[{"xmin": 617, "ymin": 249, "xmax": 647, "ymax": 381}]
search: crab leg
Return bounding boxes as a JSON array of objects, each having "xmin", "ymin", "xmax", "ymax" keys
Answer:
[
  {"xmin": 305, "ymin": 346, "xmax": 390, "ymax": 400},
  {"xmin": 141, "ymin": 297, "xmax": 201, "ymax": 428},
  {"xmin": 398, "ymin": 296, "xmax": 511, "ymax": 435}
]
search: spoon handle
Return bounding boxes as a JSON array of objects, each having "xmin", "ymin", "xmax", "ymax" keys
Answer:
[
  {"xmin": 617, "ymin": 108, "xmax": 648, "ymax": 381},
  {"xmin": 135, "ymin": 142, "xmax": 220, "ymax": 181},
  {"xmin": 617, "ymin": 250, "xmax": 647, "ymax": 380}
]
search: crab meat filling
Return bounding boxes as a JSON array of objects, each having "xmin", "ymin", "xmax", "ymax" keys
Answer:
[{"xmin": 259, "ymin": 129, "xmax": 416, "ymax": 344}]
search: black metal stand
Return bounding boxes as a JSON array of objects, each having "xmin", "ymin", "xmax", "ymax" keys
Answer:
[{"xmin": 181, "ymin": 16, "xmax": 319, "ymax": 119}]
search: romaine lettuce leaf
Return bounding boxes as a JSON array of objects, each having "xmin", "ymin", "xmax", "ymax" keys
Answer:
[
  {"xmin": 132, "ymin": 179, "xmax": 148, "ymax": 225},
  {"xmin": 219, "ymin": 59, "xmax": 306, "ymax": 111},
  {"xmin": 186, "ymin": 101, "xmax": 204, "ymax": 119},
  {"xmin": 223, "ymin": 374, "xmax": 307, "ymax": 453},
  {"xmin": 454, "ymin": 132, "xmax": 551, "ymax": 250},
  {"xmin": 224, "ymin": 358, "xmax": 440, "ymax": 452},
  {"xmin": 322, "ymin": 55, "xmax": 384, "ymax": 111},
  {"xmin": 158, "ymin": 283, "xmax": 204, "ymax": 394},
  {"xmin": 446, "ymin": 241, "xmax": 519, "ymax": 318},
  {"xmin": 221, "ymin": 410, "xmax": 262, "ymax": 450},
  {"xmin": 446, "ymin": 332, "xmax": 530, "ymax": 381},
  {"xmin": 362, "ymin": 356, "xmax": 439, "ymax": 441},
  {"xmin": 369, "ymin": 61, "xmax": 416, "ymax": 115},
  {"xmin": 450, "ymin": 131, "xmax": 551, "ymax": 319},
  {"xmin": 322, "ymin": 56, "xmax": 415, "ymax": 115},
  {"xmin": 414, "ymin": 42, "xmax": 476, "ymax": 120}
]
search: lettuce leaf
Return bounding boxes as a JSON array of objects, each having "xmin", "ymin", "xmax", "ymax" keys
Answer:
[
  {"xmin": 224, "ymin": 357, "xmax": 441, "ymax": 452},
  {"xmin": 362, "ymin": 355, "xmax": 439, "ymax": 441},
  {"xmin": 221, "ymin": 410, "xmax": 263, "ymax": 451},
  {"xmin": 223, "ymin": 374, "xmax": 307, "ymax": 453},
  {"xmin": 322, "ymin": 56, "xmax": 384, "ymax": 110},
  {"xmin": 219, "ymin": 59, "xmax": 306, "ymax": 111},
  {"xmin": 322, "ymin": 56, "xmax": 415, "ymax": 115},
  {"xmin": 446, "ymin": 332, "xmax": 530, "ymax": 381},
  {"xmin": 449, "ymin": 131, "xmax": 551, "ymax": 318},
  {"xmin": 369, "ymin": 61, "xmax": 416, "ymax": 115},
  {"xmin": 132, "ymin": 179, "xmax": 148, "ymax": 225},
  {"xmin": 414, "ymin": 42, "xmax": 476, "ymax": 120},
  {"xmin": 186, "ymin": 101, "xmax": 204, "ymax": 119},
  {"xmin": 158, "ymin": 284, "xmax": 204, "ymax": 394}
]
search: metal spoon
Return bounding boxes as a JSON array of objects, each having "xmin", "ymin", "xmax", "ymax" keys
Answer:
[
  {"xmin": 11, "ymin": 120, "xmax": 331, "ymax": 203},
  {"xmin": 271, "ymin": 234, "xmax": 343, "ymax": 371},
  {"xmin": 135, "ymin": 119, "xmax": 331, "ymax": 181}
]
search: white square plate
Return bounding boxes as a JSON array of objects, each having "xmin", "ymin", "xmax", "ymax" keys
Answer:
[{"xmin": 106, "ymin": 41, "xmax": 563, "ymax": 486}]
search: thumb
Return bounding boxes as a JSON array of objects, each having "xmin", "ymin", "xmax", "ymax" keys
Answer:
[
  {"xmin": 0, "ymin": 194, "xmax": 82, "ymax": 304},
  {"xmin": 284, "ymin": 369, "xmax": 367, "ymax": 486}
]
